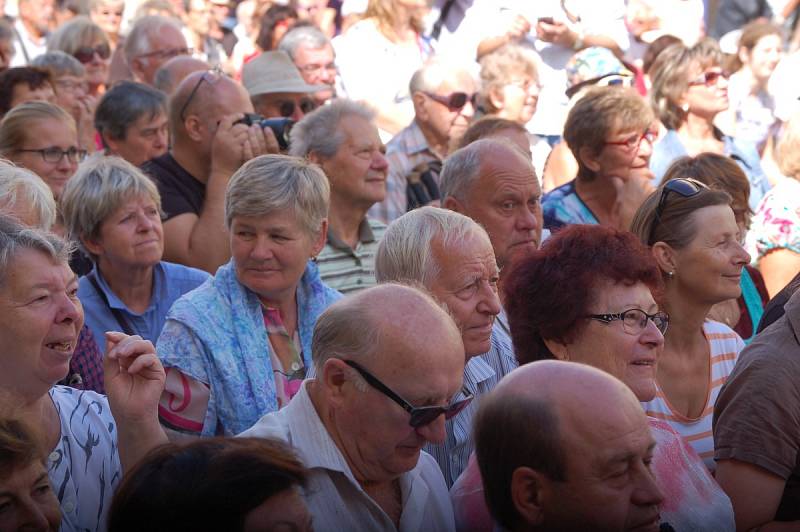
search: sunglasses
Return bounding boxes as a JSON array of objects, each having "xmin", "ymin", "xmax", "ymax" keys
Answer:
[
  {"xmin": 179, "ymin": 67, "xmax": 225, "ymax": 121},
  {"xmin": 423, "ymin": 91, "xmax": 477, "ymax": 111},
  {"xmin": 344, "ymin": 360, "xmax": 474, "ymax": 428},
  {"xmin": 73, "ymin": 43, "xmax": 111, "ymax": 64},
  {"xmin": 648, "ymin": 178, "xmax": 707, "ymax": 245},
  {"xmin": 689, "ymin": 69, "xmax": 728, "ymax": 87},
  {"xmin": 276, "ymin": 97, "xmax": 317, "ymax": 118}
]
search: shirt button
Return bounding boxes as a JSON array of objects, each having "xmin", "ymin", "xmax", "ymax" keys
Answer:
[
  {"xmin": 63, "ymin": 501, "xmax": 75, "ymax": 513},
  {"xmin": 357, "ymin": 279, "xmax": 363, "ymax": 284},
  {"xmin": 48, "ymin": 451, "xmax": 59, "ymax": 462}
]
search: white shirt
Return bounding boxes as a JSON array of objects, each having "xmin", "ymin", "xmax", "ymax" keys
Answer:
[
  {"xmin": 11, "ymin": 18, "xmax": 47, "ymax": 66},
  {"xmin": 240, "ymin": 381, "xmax": 456, "ymax": 532}
]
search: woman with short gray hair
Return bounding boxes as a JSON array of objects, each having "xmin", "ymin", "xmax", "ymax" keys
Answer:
[
  {"xmin": 60, "ymin": 155, "xmax": 209, "ymax": 354},
  {"xmin": 156, "ymin": 154, "xmax": 342, "ymax": 437}
]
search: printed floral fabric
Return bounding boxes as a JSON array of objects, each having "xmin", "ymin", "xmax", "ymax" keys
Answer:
[{"xmin": 747, "ymin": 178, "xmax": 800, "ymax": 262}]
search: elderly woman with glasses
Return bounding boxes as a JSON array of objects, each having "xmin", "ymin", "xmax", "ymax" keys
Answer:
[
  {"xmin": 450, "ymin": 224, "xmax": 735, "ymax": 532},
  {"xmin": 649, "ymin": 38, "xmax": 769, "ymax": 210},
  {"xmin": 630, "ymin": 177, "xmax": 750, "ymax": 472},
  {"xmin": 47, "ymin": 16, "xmax": 111, "ymax": 97},
  {"xmin": 0, "ymin": 101, "xmax": 86, "ymax": 203},
  {"xmin": 541, "ymin": 85, "xmax": 656, "ymax": 231},
  {"xmin": 156, "ymin": 154, "xmax": 341, "ymax": 438}
]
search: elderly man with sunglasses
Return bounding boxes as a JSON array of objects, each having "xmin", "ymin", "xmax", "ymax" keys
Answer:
[
  {"xmin": 370, "ymin": 60, "xmax": 477, "ymax": 224},
  {"xmin": 375, "ymin": 207, "xmax": 517, "ymax": 488},
  {"xmin": 242, "ymin": 51, "xmax": 323, "ymax": 122},
  {"xmin": 241, "ymin": 283, "xmax": 465, "ymax": 532},
  {"xmin": 142, "ymin": 69, "xmax": 279, "ymax": 273}
]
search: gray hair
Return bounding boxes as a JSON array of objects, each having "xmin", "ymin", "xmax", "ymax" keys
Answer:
[
  {"xmin": 95, "ymin": 81, "xmax": 167, "ymax": 143},
  {"xmin": 0, "ymin": 162, "xmax": 57, "ymax": 230},
  {"xmin": 47, "ymin": 16, "xmax": 108, "ymax": 56},
  {"xmin": 409, "ymin": 59, "xmax": 472, "ymax": 95},
  {"xmin": 278, "ymin": 26, "xmax": 330, "ymax": 60},
  {"xmin": 124, "ymin": 15, "xmax": 183, "ymax": 62},
  {"xmin": 60, "ymin": 155, "xmax": 161, "ymax": 260},
  {"xmin": 30, "ymin": 51, "xmax": 85, "ymax": 78},
  {"xmin": 0, "ymin": 215, "xmax": 73, "ymax": 287},
  {"xmin": 376, "ymin": 206, "xmax": 487, "ymax": 287},
  {"xmin": 440, "ymin": 141, "xmax": 485, "ymax": 202},
  {"xmin": 289, "ymin": 99, "xmax": 374, "ymax": 159},
  {"xmin": 225, "ymin": 154, "xmax": 330, "ymax": 236}
]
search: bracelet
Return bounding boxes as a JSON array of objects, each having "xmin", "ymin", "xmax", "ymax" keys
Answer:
[{"xmin": 572, "ymin": 30, "xmax": 585, "ymax": 50}]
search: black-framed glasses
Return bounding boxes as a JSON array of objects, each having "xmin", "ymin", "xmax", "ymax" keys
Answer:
[
  {"xmin": 179, "ymin": 67, "xmax": 224, "ymax": 122},
  {"xmin": 647, "ymin": 178, "xmax": 707, "ymax": 245},
  {"xmin": 276, "ymin": 97, "xmax": 317, "ymax": 118},
  {"xmin": 73, "ymin": 43, "xmax": 111, "ymax": 64},
  {"xmin": 588, "ymin": 308, "xmax": 670, "ymax": 335},
  {"xmin": 344, "ymin": 360, "xmax": 474, "ymax": 428},
  {"xmin": 604, "ymin": 129, "xmax": 657, "ymax": 151},
  {"xmin": 16, "ymin": 147, "xmax": 87, "ymax": 164},
  {"xmin": 689, "ymin": 69, "xmax": 729, "ymax": 87},
  {"xmin": 423, "ymin": 91, "xmax": 477, "ymax": 111}
]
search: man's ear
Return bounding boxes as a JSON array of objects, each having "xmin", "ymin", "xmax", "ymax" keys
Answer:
[
  {"xmin": 130, "ymin": 57, "xmax": 146, "ymax": 82},
  {"xmin": 183, "ymin": 115, "xmax": 204, "ymax": 142},
  {"xmin": 321, "ymin": 357, "xmax": 351, "ymax": 408},
  {"xmin": 542, "ymin": 338, "xmax": 571, "ymax": 361},
  {"xmin": 511, "ymin": 466, "xmax": 547, "ymax": 527},
  {"xmin": 308, "ymin": 151, "xmax": 323, "ymax": 165},
  {"xmin": 412, "ymin": 91, "xmax": 429, "ymax": 120},
  {"xmin": 442, "ymin": 195, "xmax": 465, "ymax": 213}
]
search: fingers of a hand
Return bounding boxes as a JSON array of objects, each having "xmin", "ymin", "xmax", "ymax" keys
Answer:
[
  {"xmin": 104, "ymin": 331, "xmax": 128, "ymax": 355},
  {"xmin": 125, "ymin": 353, "xmax": 163, "ymax": 376},
  {"xmin": 108, "ymin": 335, "xmax": 152, "ymax": 362},
  {"xmin": 242, "ymin": 137, "xmax": 255, "ymax": 161},
  {"xmin": 262, "ymin": 127, "xmax": 280, "ymax": 153},
  {"xmin": 219, "ymin": 113, "xmax": 244, "ymax": 132},
  {"xmin": 247, "ymin": 124, "xmax": 267, "ymax": 154}
]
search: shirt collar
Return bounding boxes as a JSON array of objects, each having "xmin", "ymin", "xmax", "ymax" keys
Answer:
[
  {"xmin": 91, "ymin": 262, "xmax": 164, "ymax": 314},
  {"xmin": 326, "ymin": 218, "xmax": 375, "ymax": 251}
]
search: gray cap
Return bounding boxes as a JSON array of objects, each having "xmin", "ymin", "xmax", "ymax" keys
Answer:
[{"xmin": 242, "ymin": 51, "xmax": 327, "ymax": 96}]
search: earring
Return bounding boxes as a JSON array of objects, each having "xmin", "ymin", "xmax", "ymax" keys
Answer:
[
  {"xmin": 667, "ymin": 271, "xmax": 675, "ymax": 279},
  {"xmin": 681, "ymin": 103, "xmax": 689, "ymax": 112}
]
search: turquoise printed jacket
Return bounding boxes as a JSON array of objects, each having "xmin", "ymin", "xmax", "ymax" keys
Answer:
[{"xmin": 157, "ymin": 259, "xmax": 342, "ymax": 436}]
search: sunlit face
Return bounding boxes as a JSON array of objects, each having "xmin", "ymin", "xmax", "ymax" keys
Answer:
[
  {"xmin": 0, "ymin": 460, "xmax": 61, "ymax": 532},
  {"xmin": 559, "ymin": 281, "xmax": 664, "ymax": 402},
  {"xmin": 744, "ymin": 34, "xmax": 782, "ymax": 83},
  {"xmin": 0, "ymin": 249, "xmax": 82, "ymax": 398},
  {"xmin": 133, "ymin": 25, "xmax": 189, "ymax": 84},
  {"xmin": 427, "ymin": 230, "xmax": 501, "ymax": 357},
  {"xmin": 670, "ymin": 205, "xmax": 751, "ymax": 305},
  {"xmin": 242, "ymin": 488, "xmax": 313, "ymax": 532},
  {"xmin": 230, "ymin": 210, "xmax": 324, "ymax": 305},
  {"xmin": 81, "ymin": 39, "xmax": 111, "ymax": 89},
  {"xmin": 317, "ymin": 116, "xmax": 388, "ymax": 210},
  {"xmin": 10, "ymin": 118, "xmax": 80, "ymax": 200},
  {"xmin": 252, "ymin": 92, "xmax": 316, "ymax": 121},
  {"xmin": 52, "ymin": 75, "xmax": 88, "ymax": 121},
  {"xmin": 105, "ymin": 110, "xmax": 169, "ymax": 166},
  {"xmin": 86, "ymin": 194, "xmax": 164, "ymax": 271},
  {"xmin": 293, "ymin": 44, "xmax": 336, "ymax": 104},
  {"xmin": 90, "ymin": 1, "xmax": 124, "ymax": 38},
  {"xmin": 595, "ymin": 125, "xmax": 656, "ymax": 182},
  {"xmin": 419, "ymin": 72, "xmax": 476, "ymax": 143},
  {"xmin": 683, "ymin": 65, "xmax": 729, "ymax": 118},
  {"xmin": 10, "ymin": 82, "xmax": 54, "ymax": 110},
  {"xmin": 496, "ymin": 74, "xmax": 540, "ymax": 125}
]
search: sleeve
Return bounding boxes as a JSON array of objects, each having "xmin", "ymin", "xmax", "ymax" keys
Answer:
[
  {"xmin": 750, "ymin": 191, "xmax": 800, "ymax": 260},
  {"xmin": 713, "ymin": 342, "xmax": 800, "ymax": 479}
]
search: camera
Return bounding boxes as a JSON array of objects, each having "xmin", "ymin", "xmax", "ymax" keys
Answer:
[{"xmin": 235, "ymin": 114, "xmax": 294, "ymax": 150}]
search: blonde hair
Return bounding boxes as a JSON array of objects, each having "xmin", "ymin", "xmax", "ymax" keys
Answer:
[
  {"xmin": 778, "ymin": 112, "xmax": 800, "ymax": 180},
  {"xmin": 479, "ymin": 43, "xmax": 539, "ymax": 115},
  {"xmin": 0, "ymin": 101, "xmax": 76, "ymax": 157},
  {"xmin": 364, "ymin": 0, "xmax": 425, "ymax": 39}
]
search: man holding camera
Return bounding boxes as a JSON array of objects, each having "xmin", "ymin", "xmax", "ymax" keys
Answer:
[
  {"xmin": 242, "ymin": 51, "xmax": 325, "ymax": 122},
  {"xmin": 143, "ymin": 70, "xmax": 279, "ymax": 273}
]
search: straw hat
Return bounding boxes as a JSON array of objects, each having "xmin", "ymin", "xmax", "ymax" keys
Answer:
[{"xmin": 242, "ymin": 51, "xmax": 327, "ymax": 96}]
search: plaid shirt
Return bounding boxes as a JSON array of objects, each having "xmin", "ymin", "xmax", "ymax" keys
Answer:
[{"xmin": 59, "ymin": 325, "xmax": 105, "ymax": 394}]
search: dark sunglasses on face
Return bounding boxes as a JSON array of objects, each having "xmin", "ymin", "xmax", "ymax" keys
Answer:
[
  {"xmin": 73, "ymin": 43, "xmax": 111, "ymax": 64},
  {"xmin": 689, "ymin": 69, "xmax": 729, "ymax": 87},
  {"xmin": 423, "ymin": 91, "xmax": 477, "ymax": 111},
  {"xmin": 648, "ymin": 178, "xmax": 708, "ymax": 245},
  {"xmin": 277, "ymin": 98, "xmax": 317, "ymax": 118},
  {"xmin": 343, "ymin": 359, "xmax": 474, "ymax": 428}
]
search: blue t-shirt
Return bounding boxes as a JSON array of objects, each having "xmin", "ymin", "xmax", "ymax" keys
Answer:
[
  {"xmin": 78, "ymin": 261, "xmax": 209, "ymax": 353},
  {"xmin": 542, "ymin": 179, "xmax": 599, "ymax": 231}
]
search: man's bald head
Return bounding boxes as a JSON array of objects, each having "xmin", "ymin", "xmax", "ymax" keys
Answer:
[
  {"xmin": 312, "ymin": 282, "xmax": 464, "ymax": 376},
  {"xmin": 475, "ymin": 360, "xmax": 661, "ymax": 531},
  {"xmin": 169, "ymin": 71, "xmax": 252, "ymax": 139},
  {"xmin": 154, "ymin": 56, "xmax": 209, "ymax": 95}
]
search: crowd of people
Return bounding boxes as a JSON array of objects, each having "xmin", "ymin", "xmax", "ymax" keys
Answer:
[{"xmin": 1, "ymin": 0, "xmax": 800, "ymax": 530}]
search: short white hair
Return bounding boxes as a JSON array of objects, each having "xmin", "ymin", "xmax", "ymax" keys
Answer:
[
  {"xmin": 0, "ymin": 161, "xmax": 57, "ymax": 231},
  {"xmin": 375, "ymin": 206, "xmax": 489, "ymax": 287},
  {"xmin": 289, "ymin": 99, "xmax": 374, "ymax": 159}
]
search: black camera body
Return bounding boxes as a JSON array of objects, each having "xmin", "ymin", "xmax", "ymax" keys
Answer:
[{"xmin": 235, "ymin": 114, "xmax": 294, "ymax": 150}]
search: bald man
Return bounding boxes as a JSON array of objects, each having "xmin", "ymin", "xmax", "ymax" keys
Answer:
[
  {"xmin": 474, "ymin": 360, "xmax": 664, "ymax": 532},
  {"xmin": 153, "ymin": 55, "xmax": 209, "ymax": 95},
  {"xmin": 241, "ymin": 283, "xmax": 466, "ymax": 532},
  {"xmin": 142, "ymin": 72, "xmax": 278, "ymax": 273},
  {"xmin": 441, "ymin": 138, "xmax": 543, "ymax": 341}
]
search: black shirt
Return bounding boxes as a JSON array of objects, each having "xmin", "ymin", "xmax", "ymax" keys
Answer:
[{"xmin": 142, "ymin": 152, "xmax": 206, "ymax": 221}]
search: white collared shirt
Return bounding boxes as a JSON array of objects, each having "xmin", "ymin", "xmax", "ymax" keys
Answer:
[{"xmin": 239, "ymin": 381, "xmax": 456, "ymax": 532}]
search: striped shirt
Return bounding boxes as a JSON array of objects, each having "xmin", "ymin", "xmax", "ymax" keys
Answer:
[
  {"xmin": 642, "ymin": 320, "xmax": 744, "ymax": 472},
  {"xmin": 424, "ymin": 326, "xmax": 518, "ymax": 487},
  {"xmin": 317, "ymin": 217, "xmax": 386, "ymax": 294}
]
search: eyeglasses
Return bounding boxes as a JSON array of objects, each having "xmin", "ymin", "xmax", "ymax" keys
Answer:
[
  {"xmin": 344, "ymin": 359, "xmax": 474, "ymax": 428},
  {"xmin": 73, "ymin": 43, "xmax": 111, "ymax": 64},
  {"xmin": 179, "ymin": 67, "xmax": 224, "ymax": 122},
  {"xmin": 689, "ymin": 69, "xmax": 729, "ymax": 87},
  {"xmin": 136, "ymin": 47, "xmax": 193, "ymax": 61},
  {"xmin": 298, "ymin": 62, "xmax": 337, "ymax": 75},
  {"xmin": 648, "ymin": 178, "xmax": 707, "ymax": 245},
  {"xmin": 508, "ymin": 78, "xmax": 541, "ymax": 93},
  {"xmin": 423, "ymin": 91, "xmax": 477, "ymax": 111},
  {"xmin": 16, "ymin": 147, "xmax": 87, "ymax": 164},
  {"xmin": 588, "ymin": 308, "xmax": 670, "ymax": 335},
  {"xmin": 275, "ymin": 97, "xmax": 317, "ymax": 118},
  {"xmin": 604, "ymin": 129, "xmax": 657, "ymax": 151},
  {"xmin": 54, "ymin": 78, "xmax": 88, "ymax": 93}
]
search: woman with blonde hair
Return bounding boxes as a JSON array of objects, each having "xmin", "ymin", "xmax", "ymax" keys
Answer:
[
  {"xmin": 332, "ymin": 0, "xmax": 432, "ymax": 135},
  {"xmin": 48, "ymin": 16, "xmax": 111, "ymax": 97},
  {"xmin": 649, "ymin": 38, "xmax": 769, "ymax": 208}
]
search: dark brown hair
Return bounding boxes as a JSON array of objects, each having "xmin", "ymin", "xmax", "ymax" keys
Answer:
[{"xmin": 0, "ymin": 67, "xmax": 53, "ymax": 116}]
